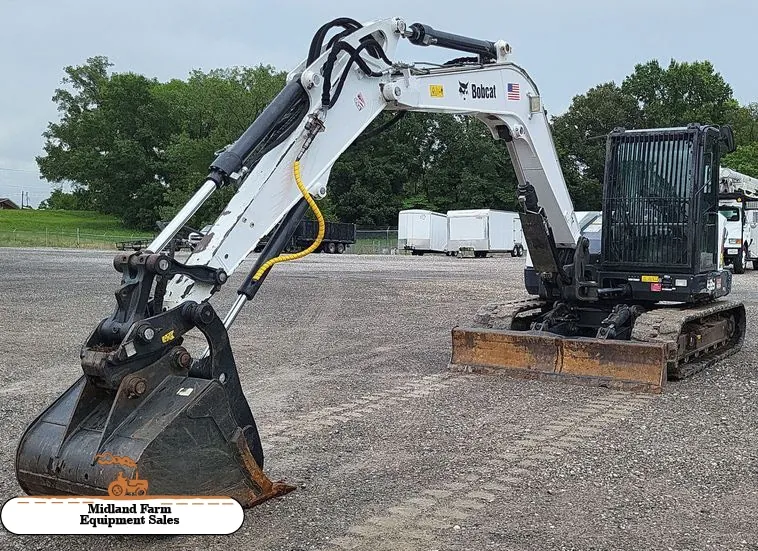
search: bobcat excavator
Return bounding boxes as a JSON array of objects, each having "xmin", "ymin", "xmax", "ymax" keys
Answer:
[{"xmin": 16, "ymin": 16, "xmax": 746, "ymax": 505}]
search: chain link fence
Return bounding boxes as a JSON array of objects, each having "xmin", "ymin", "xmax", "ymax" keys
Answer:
[
  {"xmin": 0, "ymin": 229, "xmax": 152, "ymax": 250},
  {"xmin": 0, "ymin": 226, "xmax": 401, "ymax": 255},
  {"xmin": 350, "ymin": 228, "xmax": 399, "ymax": 255}
]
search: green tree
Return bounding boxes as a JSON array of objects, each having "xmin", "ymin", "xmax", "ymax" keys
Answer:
[
  {"xmin": 328, "ymin": 113, "xmax": 428, "ymax": 225},
  {"xmin": 551, "ymin": 60, "xmax": 756, "ymax": 210},
  {"xmin": 551, "ymin": 83, "xmax": 643, "ymax": 209},
  {"xmin": 723, "ymin": 143, "xmax": 758, "ymax": 178},
  {"xmin": 37, "ymin": 57, "xmax": 173, "ymax": 229},
  {"xmin": 725, "ymin": 102, "xmax": 758, "ymax": 148},
  {"xmin": 621, "ymin": 59, "xmax": 737, "ymax": 128},
  {"xmin": 422, "ymin": 115, "xmax": 518, "ymax": 212},
  {"xmin": 38, "ymin": 188, "xmax": 93, "ymax": 210},
  {"xmin": 156, "ymin": 66, "xmax": 287, "ymax": 227},
  {"xmin": 37, "ymin": 55, "xmax": 757, "ymax": 232},
  {"xmin": 328, "ymin": 112, "xmax": 523, "ymax": 225},
  {"xmin": 37, "ymin": 60, "xmax": 286, "ymax": 230}
]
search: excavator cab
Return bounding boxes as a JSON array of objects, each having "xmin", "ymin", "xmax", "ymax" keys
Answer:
[{"xmin": 600, "ymin": 124, "xmax": 728, "ymax": 294}]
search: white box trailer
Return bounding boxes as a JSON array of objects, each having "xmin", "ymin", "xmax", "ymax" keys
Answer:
[
  {"xmin": 446, "ymin": 209, "xmax": 525, "ymax": 258},
  {"xmin": 397, "ymin": 209, "xmax": 448, "ymax": 255}
]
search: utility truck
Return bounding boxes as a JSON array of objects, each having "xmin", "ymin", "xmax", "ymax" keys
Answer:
[{"xmin": 718, "ymin": 167, "xmax": 758, "ymax": 272}]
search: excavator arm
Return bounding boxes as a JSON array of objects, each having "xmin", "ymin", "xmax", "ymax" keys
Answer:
[
  {"xmin": 157, "ymin": 17, "xmax": 581, "ymax": 314},
  {"xmin": 16, "ymin": 17, "xmax": 584, "ymax": 506}
]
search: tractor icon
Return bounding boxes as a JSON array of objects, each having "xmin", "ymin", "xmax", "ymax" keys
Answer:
[
  {"xmin": 108, "ymin": 471, "xmax": 149, "ymax": 496},
  {"xmin": 95, "ymin": 452, "xmax": 149, "ymax": 497}
]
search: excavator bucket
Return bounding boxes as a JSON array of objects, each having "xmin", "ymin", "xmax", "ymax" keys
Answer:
[
  {"xmin": 451, "ymin": 327, "xmax": 668, "ymax": 393},
  {"xmin": 16, "ymin": 302, "xmax": 294, "ymax": 506}
]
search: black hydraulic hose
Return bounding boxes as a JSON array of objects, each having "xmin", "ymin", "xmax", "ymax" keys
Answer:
[
  {"xmin": 326, "ymin": 29, "xmax": 384, "ymax": 60},
  {"xmin": 443, "ymin": 56, "xmax": 482, "ymax": 66},
  {"xmin": 237, "ymin": 198, "xmax": 310, "ymax": 300},
  {"xmin": 308, "ymin": 17, "xmax": 362, "ymax": 65},
  {"xmin": 322, "ymin": 38, "xmax": 391, "ymax": 108},
  {"xmin": 354, "ymin": 112, "xmax": 407, "ymax": 144},
  {"xmin": 243, "ymin": 94, "xmax": 310, "ymax": 172},
  {"xmin": 332, "ymin": 39, "xmax": 392, "ymax": 97},
  {"xmin": 325, "ymin": 27, "xmax": 356, "ymax": 51}
]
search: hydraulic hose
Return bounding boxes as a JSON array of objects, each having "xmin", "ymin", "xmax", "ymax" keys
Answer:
[{"xmin": 251, "ymin": 160, "xmax": 325, "ymax": 281}]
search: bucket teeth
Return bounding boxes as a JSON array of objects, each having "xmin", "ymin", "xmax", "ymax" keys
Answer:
[{"xmin": 231, "ymin": 430, "xmax": 296, "ymax": 506}]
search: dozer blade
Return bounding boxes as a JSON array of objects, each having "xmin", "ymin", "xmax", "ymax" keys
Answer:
[
  {"xmin": 16, "ymin": 371, "xmax": 294, "ymax": 506},
  {"xmin": 450, "ymin": 327, "xmax": 668, "ymax": 393}
]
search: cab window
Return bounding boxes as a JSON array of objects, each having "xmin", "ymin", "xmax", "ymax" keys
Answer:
[{"xmin": 718, "ymin": 206, "xmax": 740, "ymax": 222}]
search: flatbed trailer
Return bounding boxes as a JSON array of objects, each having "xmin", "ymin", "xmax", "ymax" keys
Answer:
[{"xmin": 255, "ymin": 220, "xmax": 356, "ymax": 254}]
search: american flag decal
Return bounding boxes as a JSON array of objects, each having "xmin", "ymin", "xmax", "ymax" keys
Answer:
[{"xmin": 507, "ymin": 83, "xmax": 520, "ymax": 100}]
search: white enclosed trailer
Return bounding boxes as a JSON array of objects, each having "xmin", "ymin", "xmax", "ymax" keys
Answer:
[
  {"xmin": 446, "ymin": 209, "xmax": 524, "ymax": 258},
  {"xmin": 397, "ymin": 209, "xmax": 448, "ymax": 255}
]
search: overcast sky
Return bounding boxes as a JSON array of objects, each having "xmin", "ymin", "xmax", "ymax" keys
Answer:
[{"xmin": 1, "ymin": 0, "xmax": 756, "ymax": 207}]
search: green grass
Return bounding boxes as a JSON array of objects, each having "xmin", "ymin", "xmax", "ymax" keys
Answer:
[
  {"xmin": 0, "ymin": 210, "xmax": 152, "ymax": 249},
  {"xmin": 0, "ymin": 209, "xmax": 150, "ymax": 235}
]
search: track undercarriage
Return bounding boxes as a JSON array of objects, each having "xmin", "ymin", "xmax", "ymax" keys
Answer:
[{"xmin": 451, "ymin": 298, "xmax": 746, "ymax": 393}]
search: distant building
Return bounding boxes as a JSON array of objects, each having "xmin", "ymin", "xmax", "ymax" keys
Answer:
[{"xmin": 0, "ymin": 198, "xmax": 20, "ymax": 210}]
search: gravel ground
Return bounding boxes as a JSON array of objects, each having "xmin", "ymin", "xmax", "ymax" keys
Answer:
[{"xmin": 1, "ymin": 247, "xmax": 757, "ymax": 550}]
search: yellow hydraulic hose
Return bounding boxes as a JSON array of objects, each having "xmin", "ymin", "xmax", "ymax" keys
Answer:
[{"xmin": 251, "ymin": 160, "xmax": 325, "ymax": 281}]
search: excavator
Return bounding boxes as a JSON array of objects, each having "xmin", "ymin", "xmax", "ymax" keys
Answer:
[{"xmin": 16, "ymin": 16, "xmax": 746, "ymax": 505}]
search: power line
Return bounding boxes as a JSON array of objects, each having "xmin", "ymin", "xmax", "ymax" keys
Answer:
[
  {"xmin": 0, "ymin": 186, "xmax": 50, "ymax": 196},
  {"xmin": 0, "ymin": 167, "xmax": 39, "ymax": 174}
]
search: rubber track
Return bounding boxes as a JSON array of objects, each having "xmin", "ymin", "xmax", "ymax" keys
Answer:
[
  {"xmin": 630, "ymin": 299, "xmax": 746, "ymax": 379},
  {"xmin": 472, "ymin": 298, "xmax": 548, "ymax": 330}
]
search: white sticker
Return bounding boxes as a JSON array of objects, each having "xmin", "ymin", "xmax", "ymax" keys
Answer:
[
  {"xmin": 675, "ymin": 279, "xmax": 688, "ymax": 287},
  {"xmin": 176, "ymin": 388, "xmax": 194, "ymax": 396},
  {"xmin": 125, "ymin": 342, "xmax": 137, "ymax": 358}
]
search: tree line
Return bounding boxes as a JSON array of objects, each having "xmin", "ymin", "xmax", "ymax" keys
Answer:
[{"xmin": 38, "ymin": 56, "xmax": 758, "ymax": 230}]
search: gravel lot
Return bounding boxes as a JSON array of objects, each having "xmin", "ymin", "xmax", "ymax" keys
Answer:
[{"xmin": 1, "ymin": 248, "xmax": 757, "ymax": 550}]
